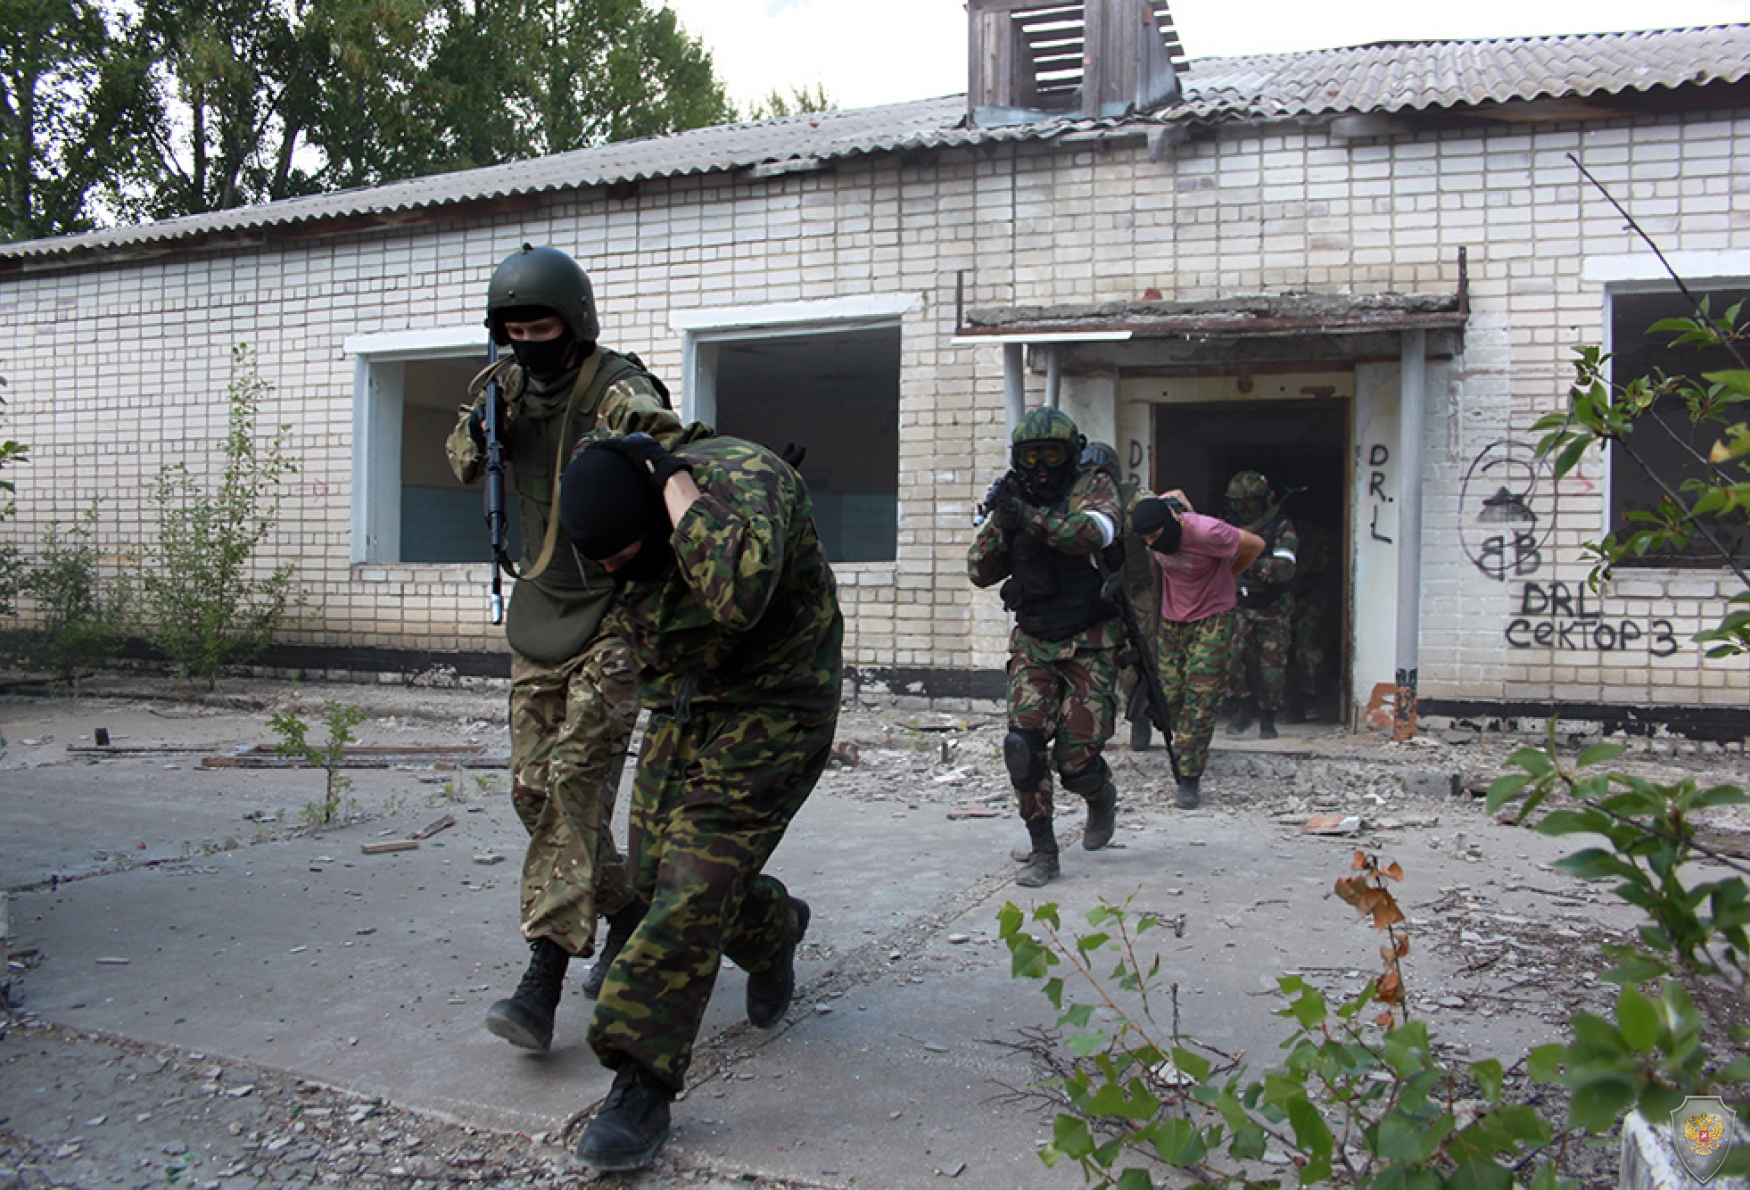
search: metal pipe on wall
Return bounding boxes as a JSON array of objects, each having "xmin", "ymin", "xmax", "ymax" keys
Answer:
[
  {"xmin": 1394, "ymin": 328, "xmax": 1426, "ymax": 742},
  {"xmin": 1046, "ymin": 344, "xmax": 1061, "ymax": 409},
  {"xmin": 1004, "ymin": 343, "xmax": 1025, "ymax": 431}
]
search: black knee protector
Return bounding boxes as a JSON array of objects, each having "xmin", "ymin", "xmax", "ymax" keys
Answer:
[
  {"xmin": 1002, "ymin": 729, "xmax": 1049, "ymax": 793},
  {"xmin": 1060, "ymin": 757, "xmax": 1110, "ymax": 797}
]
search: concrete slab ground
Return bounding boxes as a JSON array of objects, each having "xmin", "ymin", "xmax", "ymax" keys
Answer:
[{"xmin": 2, "ymin": 680, "xmax": 1739, "ymax": 1189}]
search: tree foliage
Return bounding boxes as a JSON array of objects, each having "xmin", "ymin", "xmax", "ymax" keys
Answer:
[
  {"xmin": 5, "ymin": 0, "xmax": 736, "ymax": 233},
  {"xmin": 1531, "ymin": 156, "xmax": 1750, "ymax": 655},
  {"xmin": 0, "ymin": 0, "xmax": 151, "ymax": 237},
  {"xmin": 136, "ymin": 345, "xmax": 301, "ymax": 687}
]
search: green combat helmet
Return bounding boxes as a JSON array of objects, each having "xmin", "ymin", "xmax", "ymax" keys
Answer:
[
  {"xmin": 1011, "ymin": 408, "xmax": 1085, "ymax": 506},
  {"xmin": 486, "ymin": 244, "xmax": 600, "ymax": 347},
  {"xmin": 1224, "ymin": 470, "xmax": 1274, "ymax": 530}
]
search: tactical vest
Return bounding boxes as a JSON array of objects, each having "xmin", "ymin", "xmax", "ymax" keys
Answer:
[
  {"xmin": 1002, "ymin": 530, "xmax": 1114, "ymax": 643},
  {"xmin": 490, "ymin": 348, "xmax": 669, "ymax": 663}
]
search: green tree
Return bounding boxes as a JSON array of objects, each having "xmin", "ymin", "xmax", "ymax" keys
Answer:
[
  {"xmin": 99, "ymin": 0, "xmax": 734, "ymax": 220},
  {"xmin": 137, "ymin": 345, "xmax": 301, "ymax": 686},
  {"xmin": 742, "ymin": 81, "xmax": 834, "ymax": 122},
  {"xmin": 14, "ymin": 501, "xmax": 131, "ymax": 686},
  {"xmin": 1532, "ymin": 157, "xmax": 1750, "ymax": 656},
  {"xmin": 0, "ymin": 381, "xmax": 28, "ymax": 612},
  {"xmin": 417, "ymin": 0, "xmax": 733, "ymax": 173},
  {"xmin": 0, "ymin": 0, "xmax": 152, "ymax": 238}
]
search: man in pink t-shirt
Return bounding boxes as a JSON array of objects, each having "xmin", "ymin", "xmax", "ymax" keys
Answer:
[{"xmin": 1132, "ymin": 492, "xmax": 1264, "ymax": 809}]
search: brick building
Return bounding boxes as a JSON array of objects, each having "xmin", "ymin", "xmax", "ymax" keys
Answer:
[{"xmin": 2, "ymin": 3, "xmax": 1748, "ymax": 735}]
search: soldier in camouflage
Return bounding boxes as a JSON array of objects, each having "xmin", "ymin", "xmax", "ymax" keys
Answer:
[
  {"xmin": 1081, "ymin": 441, "xmax": 1161, "ymax": 752},
  {"xmin": 969, "ymin": 409, "xmax": 1124, "ymax": 889},
  {"xmin": 557, "ymin": 426, "xmax": 842, "ymax": 1173},
  {"xmin": 445, "ymin": 245, "xmax": 681, "ymax": 1055},
  {"xmin": 1221, "ymin": 471, "xmax": 1299, "ymax": 740},
  {"xmin": 1133, "ymin": 490, "xmax": 1266, "ymax": 808}
]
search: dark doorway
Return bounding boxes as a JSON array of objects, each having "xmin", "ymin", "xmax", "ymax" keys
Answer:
[{"xmin": 1150, "ymin": 397, "xmax": 1349, "ymax": 720}]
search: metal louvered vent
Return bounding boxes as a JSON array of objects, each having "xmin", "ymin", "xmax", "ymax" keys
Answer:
[{"xmin": 969, "ymin": 0, "xmax": 1186, "ymax": 125}]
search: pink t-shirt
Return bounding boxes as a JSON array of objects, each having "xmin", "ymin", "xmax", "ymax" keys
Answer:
[{"xmin": 1154, "ymin": 511, "xmax": 1241, "ymax": 623}]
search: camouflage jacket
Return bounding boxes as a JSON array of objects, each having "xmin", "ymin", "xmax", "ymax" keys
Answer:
[
  {"xmin": 967, "ymin": 466, "xmax": 1124, "ymax": 659},
  {"xmin": 1235, "ymin": 514, "xmax": 1300, "ymax": 613},
  {"xmin": 602, "ymin": 427, "xmax": 844, "ymax": 722},
  {"xmin": 445, "ymin": 348, "xmax": 681, "ymax": 663}
]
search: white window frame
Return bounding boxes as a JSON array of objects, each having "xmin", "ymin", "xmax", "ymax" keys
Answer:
[
  {"xmin": 343, "ymin": 325, "xmax": 484, "ymax": 565},
  {"xmin": 669, "ymin": 293, "xmax": 921, "ymax": 426}
]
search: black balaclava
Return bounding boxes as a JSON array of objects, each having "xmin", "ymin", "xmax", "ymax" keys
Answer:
[
  {"xmin": 559, "ymin": 446, "xmax": 674, "ymax": 585},
  {"xmin": 1131, "ymin": 498, "xmax": 1183, "ymax": 555},
  {"xmin": 497, "ymin": 304, "xmax": 585, "ymax": 382}
]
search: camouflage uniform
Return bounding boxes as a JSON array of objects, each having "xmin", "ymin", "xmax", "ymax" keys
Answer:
[
  {"xmin": 968, "ymin": 466, "xmax": 1123, "ymax": 825},
  {"xmin": 1156, "ymin": 611, "xmax": 1236, "ymax": 780},
  {"xmin": 1082, "ymin": 445, "xmax": 1160, "ymax": 747},
  {"xmin": 447, "ymin": 348, "xmax": 680, "ymax": 957},
  {"xmin": 585, "ymin": 429, "xmax": 843, "ymax": 1092},
  {"xmin": 1228, "ymin": 513, "xmax": 1299, "ymax": 714}
]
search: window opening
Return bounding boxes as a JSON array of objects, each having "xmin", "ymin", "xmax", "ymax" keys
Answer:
[
  {"xmin": 706, "ymin": 325, "xmax": 901, "ymax": 564},
  {"xmin": 1608, "ymin": 287, "xmax": 1750, "ymax": 567}
]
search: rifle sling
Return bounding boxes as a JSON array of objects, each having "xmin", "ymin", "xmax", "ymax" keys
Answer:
[{"xmin": 520, "ymin": 351, "xmax": 605, "ymax": 584}]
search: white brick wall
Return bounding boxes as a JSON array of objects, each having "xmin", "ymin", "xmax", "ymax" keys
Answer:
[{"xmin": 1, "ymin": 104, "xmax": 1747, "ymax": 714}]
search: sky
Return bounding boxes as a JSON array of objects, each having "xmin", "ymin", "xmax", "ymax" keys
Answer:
[{"xmin": 660, "ymin": 0, "xmax": 1750, "ymax": 112}]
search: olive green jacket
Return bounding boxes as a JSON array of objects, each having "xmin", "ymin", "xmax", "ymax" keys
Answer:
[{"xmin": 446, "ymin": 348, "xmax": 681, "ymax": 662}]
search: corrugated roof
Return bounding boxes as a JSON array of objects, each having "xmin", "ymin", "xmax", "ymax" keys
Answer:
[{"xmin": 6, "ymin": 23, "xmax": 1748, "ymax": 263}]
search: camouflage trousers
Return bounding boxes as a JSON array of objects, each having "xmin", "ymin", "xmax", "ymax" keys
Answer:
[
  {"xmin": 509, "ymin": 637, "xmax": 641, "ymax": 958},
  {"xmin": 1292, "ymin": 592, "xmax": 1336, "ymax": 702},
  {"xmin": 1228, "ymin": 602, "xmax": 1294, "ymax": 711},
  {"xmin": 1157, "ymin": 610, "xmax": 1236, "ymax": 780},
  {"xmin": 587, "ymin": 700, "xmax": 837, "ymax": 1092},
  {"xmin": 1006, "ymin": 644, "xmax": 1119, "ymax": 822}
]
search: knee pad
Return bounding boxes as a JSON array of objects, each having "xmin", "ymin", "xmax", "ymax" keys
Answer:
[
  {"xmin": 1002, "ymin": 729, "xmax": 1049, "ymax": 793},
  {"xmin": 1060, "ymin": 757, "xmax": 1110, "ymax": 797}
]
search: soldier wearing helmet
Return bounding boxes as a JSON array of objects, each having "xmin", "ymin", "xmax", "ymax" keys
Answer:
[
  {"xmin": 1221, "ymin": 470, "xmax": 1300, "ymax": 739},
  {"xmin": 968, "ymin": 408, "xmax": 1126, "ymax": 889},
  {"xmin": 445, "ymin": 244, "xmax": 681, "ymax": 1057}
]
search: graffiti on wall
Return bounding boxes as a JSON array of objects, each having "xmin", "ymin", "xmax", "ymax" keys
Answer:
[
  {"xmin": 1365, "ymin": 443, "xmax": 1393, "ymax": 543},
  {"xmin": 1458, "ymin": 439, "xmax": 1680, "ymax": 656},
  {"xmin": 1458, "ymin": 439, "xmax": 1555, "ymax": 582}
]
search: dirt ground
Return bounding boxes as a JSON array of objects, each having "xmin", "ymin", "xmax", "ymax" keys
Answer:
[{"xmin": 3, "ymin": 671, "xmax": 1749, "ymax": 1190}]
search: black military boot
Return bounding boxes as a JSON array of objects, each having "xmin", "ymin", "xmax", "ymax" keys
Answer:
[
  {"xmin": 1082, "ymin": 785, "xmax": 1118, "ymax": 850},
  {"xmin": 572, "ymin": 1062, "xmax": 673, "ymax": 1172},
  {"xmin": 581, "ymin": 901, "xmax": 645, "ymax": 1000},
  {"xmin": 485, "ymin": 936, "xmax": 569, "ymax": 1051},
  {"xmin": 1175, "ymin": 776, "xmax": 1201, "ymax": 810},
  {"xmin": 1225, "ymin": 701, "xmax": 1256, "ymax": 736},
  {"xmin": 1258, "ymin": 709, "xmax": 1278, "ymax": 740},
  {"xmin": 1128, "ymin": 716, "xmax": 1152, "ymax": 752},
  {"xmin": 747, "ymin": 896, "xmax": 810, "ymax": 1028},
  {"xmin": 1015, "ymin": 818, "xmax": 1060, "ymax": 888}
]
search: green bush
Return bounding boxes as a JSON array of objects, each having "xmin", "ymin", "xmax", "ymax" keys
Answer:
[
  {"xmin": 270, "ymin": 700, "xmax": 367, "ymax": 826},
  {"xmin": 137, "ymin": 345, "xmax": 301, "ymax": 687},
  {"xmin": 13, "ymin": 503, "xmax": 131, "ymax": 685}
]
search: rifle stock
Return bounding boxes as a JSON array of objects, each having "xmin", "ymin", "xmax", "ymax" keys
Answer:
[
  {"xmin": 1100, "ymin": 571, "xmax": 1180, "ymax": 781},
  {"xmin": 481, "ymin": 340, "xmax": 516, "ymax": 624}
]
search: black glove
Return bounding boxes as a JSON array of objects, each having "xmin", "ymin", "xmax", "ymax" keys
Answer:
[
  {"xmin": 467, "ymin": 392, "xmax": 509, "ymax": 452},
  {"xmin": 993, "ymin": 491, "xmax": 1023, "ymax": 532},
  {"xmin": 594, "ymin": 432, "xmax": 692, "ymax": 493}
]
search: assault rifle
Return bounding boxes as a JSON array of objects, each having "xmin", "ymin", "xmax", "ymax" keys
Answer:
[
  {"xmin": 1102, "ymin": 569, "xmax": 1181, "ymax": 781},
  {"xmin": 481, "ymin": 340, "xmax": 517, "ymax": 624},
  {"xmin": 974, "ymin": 471, "xmax": 1019, "ymax": 526}
]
